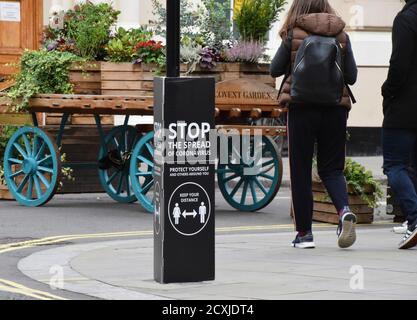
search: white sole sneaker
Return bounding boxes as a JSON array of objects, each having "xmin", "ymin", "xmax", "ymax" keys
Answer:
[
  {"xmin": 338, "ymin": 212, "xmax": 357, "ymax": 249},
  {"xmin": 393, "ymin": 222, "xmax": 408, "ymax": 234},
  {"xmin": 292, "ymin": 242, "xmax": 316, "ymax": 249},
  {"xmin": 399, "ymin": 228, "xmax": 417, "ymax": 250}
]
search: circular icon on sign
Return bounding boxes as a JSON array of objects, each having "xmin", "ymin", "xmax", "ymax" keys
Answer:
[
  {"xmin": 168, "ymin": 182, "xmax": 211, "ymax": 236},
  {"xmin": 154, "ymin": 182, "xmax": 161, "ymax": 235}
]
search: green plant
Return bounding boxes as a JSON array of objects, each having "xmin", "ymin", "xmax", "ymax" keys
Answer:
[
  {"xmin": 105, "ymin": 27, "xmax": 153, "ymax": 62},
  {"xmin": 133, "ymin": 40, "xmax": 166, "ymax": 70},
  {"xmin": 234, "ymin": 0, "xmax": 287, "ymax": 42},
  {"xmin": 7, "ymin": 49, "xmax": 81, "ymax": 112},
  {"xmin": 65, "ymin": 2, "xmax": 120, "ymax": 59},
  {"xmin": 200, "ymin": 0, "xmax": 233, "ymax": 49},
  {"xmin": 151, "ymin": 0, "xmax": 232, "ymax": 49},
  {"xmin": 344, "ymin": 158, "xmax": 384, "ymax": 208},
  {"xmin": 313, "ymin": 158, "xmax": 384, "ymax": 209}
]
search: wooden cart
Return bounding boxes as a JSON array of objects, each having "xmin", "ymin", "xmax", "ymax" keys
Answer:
[{"xmin": 3, "ymin": 79, "xmax": 287, "ymax": 212}]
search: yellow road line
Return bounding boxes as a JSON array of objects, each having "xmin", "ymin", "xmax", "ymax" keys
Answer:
[
  {"xmin": 0, "ymin": 221, "xmax": 396, "ymax": 254},
  {"xmin": 0, "ymin": 220, "xmax": 396, "ymax": 300},
  {"xmin": 0, "ymin": 279, "xmax": 67, "ymax": 300}
]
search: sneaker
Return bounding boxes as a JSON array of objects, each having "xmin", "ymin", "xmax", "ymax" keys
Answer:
[
  {"xmin": 337, "ymin": 210, "xmax": 357, "ymax": 249},
  {"xmin": 292, "ymin": 232, "xmax": 315, "ymax": 249},
  {"xmin": 398, "ymin": 220, "xmax": 417, "ymax": 250},
  {"xmin": 393, "ymin": 221, "xmax": 408, "ymax": 234}
]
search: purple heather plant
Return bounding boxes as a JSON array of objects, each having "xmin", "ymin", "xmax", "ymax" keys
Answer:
[{"xmin": 224, "ymin": 40, "xmax": 265, "ymax": 63}]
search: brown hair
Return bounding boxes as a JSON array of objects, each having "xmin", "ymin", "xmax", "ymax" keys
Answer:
[{"xmin": 279, "ymin": 0, "xmax": 336, "ymax": 39}]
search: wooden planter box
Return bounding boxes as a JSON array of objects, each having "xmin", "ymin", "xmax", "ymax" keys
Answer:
[
  {"xmin": 100, "ymin": 62, "xmax": 274, "ymax": 98},
  {"xmin": 312, "ymin": 181, "xmax": 374, "ymax": 224},
  {"xmin": 0, "ymin": 94, "xmax": 34, "ymax": 125},
  {"xmin": 101, "ymin": 62, "xmax": 155, "ymax": 96},
  {"xmin": 185, "ymin": 62, "xmax": 275, "ymax": 88},
  {"xmin": 0, "ymin": 183, "xmax": 13, "ymax": 200},
  {"xmin": 46, "ymin": 61, "xmax": 110, "ymax": 126},
  {"xmin": 69, "ymin": 61, "xmax": 102, "ymax": 95}
]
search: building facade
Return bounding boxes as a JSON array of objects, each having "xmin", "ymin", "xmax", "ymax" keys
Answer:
[{"xmin": 0, "ymin": 0, "xmax": 406, "ymax": 152}]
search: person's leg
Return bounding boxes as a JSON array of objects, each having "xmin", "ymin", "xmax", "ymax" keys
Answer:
[
  {"xmin": 316, "ymin": 106, "xmax": 349, "ymax": 213},
  {"xmin": 383, "ymin": 128, "xmax": 417, "ymax": 225},
  {"xmin": 287, "ymin": 104, "xmax": 318, "ymax": 233},
  {"xmin": 317, "ymin": 106, "xmax": 356, "ymax": 249}
]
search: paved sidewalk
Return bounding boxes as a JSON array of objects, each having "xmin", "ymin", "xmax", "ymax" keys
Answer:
[{"xmin": 18, "ymin": 226, "xmax": 417, "ymax": 300}]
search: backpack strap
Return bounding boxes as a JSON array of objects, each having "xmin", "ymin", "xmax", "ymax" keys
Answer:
[
  {"xmin": 277, "ymin": 29, "xmax": 293, "ymax": 96},
  {"xmin": 345, "ymin": 83, "xmax": 357, "ymax": 104}
]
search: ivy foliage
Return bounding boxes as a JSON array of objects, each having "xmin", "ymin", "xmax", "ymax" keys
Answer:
[{"xmin": 7, "ymin": 49, "xmax": 81, "ymax": 112}]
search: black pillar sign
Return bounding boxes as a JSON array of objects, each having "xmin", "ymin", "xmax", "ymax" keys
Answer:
[{"xmin": 153, "ymin": 77, "xmax": 215, "ymax": 284}]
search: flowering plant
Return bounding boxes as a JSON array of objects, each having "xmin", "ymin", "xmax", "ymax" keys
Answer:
[
  {"xmin": 133, "ymin": 40, "xmax": 165, "ymax": 69},
  {"xmin": 224, "ymin": 40, "xmax": 266, "ymax": 63},
  {"xmin": 105, "ymin": 27, "xmax": 152, "ymax": 63}
]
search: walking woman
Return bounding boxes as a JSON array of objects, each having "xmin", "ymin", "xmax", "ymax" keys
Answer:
[{"xmin": 270, "ymin": 0, "xmax": 358, "ymax": 249}]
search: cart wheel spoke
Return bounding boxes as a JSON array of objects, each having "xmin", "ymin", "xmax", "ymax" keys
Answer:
[
  {"xmin": 230, "ymin": 178, "xmax": 244, "ymax": 198},
  {"xmin": 38, "ymin": 155, "xmax": 52, "ymax": 165},
  {"xmin": 116, "ymin": 171, "xmax": 125, "ymax": 195},
  {"xmin": 141, "ymin": 180, "xmax": 154, "ymax": 195},
  {"xmin": 250, "ymin": 180, "xmax": 258, "ymax": 204},
  {"xmin": 262, "ymin": 159, "xmax": 275, "ymax": 168},
  {"xmin": 216, "ymin": 168, "xmax": 233, "ymax": 174},
  {"xmin": 38, "ymin": 166, "xmax": 54, "ymax": 174},
  {"xmin": 136, "ymin": 171, "xmax": 153, "ymax": 177},
  {"xmin": 253, "ymin": 177, "xmax": 267, "ymax": 196},
  {"xmin": 26, "ymin": 177, "xmax": 33, "ymax": 199},
  {"xmin": 35, "ymin": 143, "xmax": 46, "ymax": 160},
  {"xmin": 8, "ymin": 158, "xmax": 23, "ymax": 165},
  {"xmin": 240, "ymin": 181, "xmax": 249, "ymax": 205},
  {"xmin": 259, "ymin": 173, "xmax": 274, "ymax": 180},
  {"xmin": 32, "ymin": 135, "xmax": 38, "ymax": 158},
  {"xmin": 107, "ymin": 171, "xmax": 120, "ymax": 185},
  {"xmin": 145, "ymin": 143, "xmax": 154, "ymax": 157},
  {"xmin": 36, "ymin": 172, "xmax": 51, "ymax": 190},
  {"xmin": 9, "ymin": 170, "xmax": 24, "ymax": 179},
  {"xmin": 13, "ymin": 143, "xmax": 28, "ymax": 159},
  {"xmin": 33, "ymin": 175, "xmax": 42, "ymax": 198},
  {"xmin": 22, "ymin": 134, "xmax": 32, "ymax": 156},
  {"xmin": 137, "ymin": 155, "xmax": 154, "ymax": 168},
  {"xmin": 223, "ymin": 173, "xmax": 240, "ymax": 182},
  {"xmin": 16, "ymin": 174, "xmax": 30, "ymax": 193},
  {"xmin": 126, "ymin": 174, "xmax": 131, "ymax": 197}
]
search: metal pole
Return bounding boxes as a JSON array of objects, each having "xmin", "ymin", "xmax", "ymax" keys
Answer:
[{"xmin": 166, "ymin": 0, "xmax": 180, "ymax": 77}]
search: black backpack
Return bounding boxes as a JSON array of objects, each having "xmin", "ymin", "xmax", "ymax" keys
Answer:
[{"xmin": 291, "ymin": 35, "xmax": 346, "ymax": 105}]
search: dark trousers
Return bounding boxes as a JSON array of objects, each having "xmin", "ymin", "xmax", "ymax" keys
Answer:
[
  {"xmin": 288, "ymin": 104, "xmax": 349, "ymax": 232},
  {"xmin": 383, "ymin": 128, "xmax": 417, "ymax": 225}
]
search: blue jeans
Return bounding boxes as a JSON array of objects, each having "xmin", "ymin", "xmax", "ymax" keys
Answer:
[{"xmin": 383, "ymin": 128, "xmax": 417, "ymax": 224}]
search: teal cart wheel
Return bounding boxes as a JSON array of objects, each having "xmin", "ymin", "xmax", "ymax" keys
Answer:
[
  {"xmin": 98, "ymin": 125, "xmax": 138, "ymax": 203},
  {"xmin": 130, "ymin": 132, "xmax": 155, "ymax": 213},
  {"xmin": 217, "ymin": 136, "xmax": 283, "ymax": 212},
  {"xmin": 3, "ymin": 126, "xmax": 61, "ymax": 207}
]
